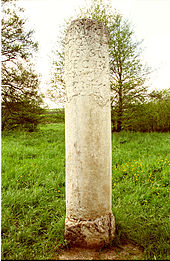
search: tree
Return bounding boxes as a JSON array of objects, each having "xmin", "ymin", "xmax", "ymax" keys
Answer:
[
  {"xmin": 48, "ymin": 0, "xmax": 112, "ymax": 105},
  {"xmin": 2, "ymin": 62, "xmax": 43, "ymax": 131},
  {"xmin": 49, "ymin": 0, "xmax": 150, "ymax": 131},
  {"xmin": 147, "ymin": 88, "xmax": 170, "ymax": 132},
  {"xmin": 109, "ymin": 13, "xmax": 150, "ymax": 131},
  {"xmin": 1, "ymin": 0, "xmax": 43, "ymax": 131},
  {"xmin": 118, "ymin": 88, "xmax": 170, "ymax": 132},
  {"xmin": 47, "ymin": 22, "xmax": 67, "ymax": 106},
  {"xmin": 78, "ymin": 0, "xmax": 150, "ymax": 131},
  {"xmin": 48, "ymin": 45, "xmax": 66, "ymax": 106}
]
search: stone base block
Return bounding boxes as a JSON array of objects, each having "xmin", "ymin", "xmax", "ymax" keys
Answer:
[{"xmin": 65, "ymin": 213, "xmax": 115, "ymax": 248}]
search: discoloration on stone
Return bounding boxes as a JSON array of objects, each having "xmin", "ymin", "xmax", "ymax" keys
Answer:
[
  {"xmin": 65, "ymin": 213, "xmax": 115, "ymax": 248},
  {"xmin": 64, "ymin": 18, "xmax": 115, "ymax": 247}
]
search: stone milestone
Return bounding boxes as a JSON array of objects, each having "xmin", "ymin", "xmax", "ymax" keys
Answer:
[{"xmin": 64, "ymin": 18, "xmax": 115, "ymax": 248}]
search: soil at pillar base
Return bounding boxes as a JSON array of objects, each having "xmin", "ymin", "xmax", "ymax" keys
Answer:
[{"xmin": 64, "ymin": 18, "xmax": 116, "ymax": 248}]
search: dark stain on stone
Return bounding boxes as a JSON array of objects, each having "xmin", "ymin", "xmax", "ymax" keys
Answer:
[{"xmin": 74, "ymin": 142, "xmax": 81, "ymax": 156}]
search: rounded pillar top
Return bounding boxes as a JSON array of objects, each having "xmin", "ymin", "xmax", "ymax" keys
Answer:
[{"xmin": 65, "ymin": 18, "xmax": 110, "ymax": 45}]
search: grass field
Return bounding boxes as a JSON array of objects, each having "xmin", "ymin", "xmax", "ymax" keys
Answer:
[{"xmin": 1, "ymin": 123, "xmax": 170, "ymax": 260}]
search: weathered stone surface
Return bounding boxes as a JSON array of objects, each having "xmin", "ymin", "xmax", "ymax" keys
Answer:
[
  {"xmin": 64, "ymin": 18, "xmax": 115, "ymax": 247},
  {"xmin": 64, "ymin": 19, "xmax": 110, "ymax": 107},
  {"xmin": 65, "ymin": 213, "xmax": 115, "ymax": 248}
]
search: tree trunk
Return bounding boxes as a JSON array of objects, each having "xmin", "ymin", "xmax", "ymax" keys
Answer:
[
  {"xmin": 117, "ymin": 81, "xmax": 123, "ymax": 132},
  {"xmin": 117, "ymin": 118, "xmax": 122, "ymax": 132}
]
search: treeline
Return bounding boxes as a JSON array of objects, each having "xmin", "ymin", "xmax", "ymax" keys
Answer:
[
  {"xmin": 2, "ymin": 0, "xmax": 169, "ymax": 133},
  {"xmin": 49, "ymin": 0, "xmax": 169, "ymax": 134},
  {"xmin": 3, "ymin": 89, "xmax": 169, "ymax": 132},
  {"xmin": 40, "ymin": 88, "xmax": 170, "ymax": 133},
  {"xmin": 112, "ymin": 88, "xmax": 170, "ymax": 132}
]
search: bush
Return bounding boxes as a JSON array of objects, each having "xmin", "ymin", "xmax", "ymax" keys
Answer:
[
  {"xmin": 2, "ymin": 100, "xmax": 44, "ymax": 132},
  {"xmin": 112, "ymin": 89, "xmax": 170, "ymax": 132}
]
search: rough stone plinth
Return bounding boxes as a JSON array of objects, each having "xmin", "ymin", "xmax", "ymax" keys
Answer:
[{"xmin": 64, "ymin": 18, "xmax": 115, "ymax": 248}]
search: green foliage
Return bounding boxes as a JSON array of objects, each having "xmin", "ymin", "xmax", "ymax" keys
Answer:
[
  {"xmin": 2, "ymin": 100, "xmax": 43, "ymax": 132},
  {"xmin": 49, "ymin": 0, "xmax": 150, "ymax": 132},
  {"xmin": 1, "ymin": 0, "xmax": 38, "ymax": 62},
  {"xmin": 81, "ymin": 0, "xmax": 150, "ymax": 132},
  {"xmin": 114, "ymin": 88, "xmax": 170, "ymax": 132},
  {"xmin": 1, "ymin": 124, "xmax": 170, "ymax": 260},
  {"xmin": 78, "ymin": 0, "xmax": 113, "ymax": 26},
  {"xmin": 109, "ymin": 13, "xmax": 150, "ymax": 131},
  {"xmin": 1, "ymin": 0, "xmax": 43, "ymax": 131}
]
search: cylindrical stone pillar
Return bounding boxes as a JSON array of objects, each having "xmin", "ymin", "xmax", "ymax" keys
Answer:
[{"xmin": 64, "ymin": 18, "xmax": 115, "ymax": 248}]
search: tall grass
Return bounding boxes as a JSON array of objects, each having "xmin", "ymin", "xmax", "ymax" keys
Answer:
[
  {"xmin": 1, "ymin": 124, "xmax": 170, "ymax": 260},
  {"xmin": 111, "ymin": 132, "xmax": 170, "ymax": 259},
  {"xmin": 1, "ymin": 124, "xmax": 66, "ymax": 260}
]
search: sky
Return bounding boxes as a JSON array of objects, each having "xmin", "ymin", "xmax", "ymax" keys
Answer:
[{"xmin": 17, "ymin": 0, "xmax": 170, "ymax": 108}]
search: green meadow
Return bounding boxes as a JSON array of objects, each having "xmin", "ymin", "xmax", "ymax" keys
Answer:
[{"xmin": 1, "ymin": 123, "xmax": 170, "ymax": 260}]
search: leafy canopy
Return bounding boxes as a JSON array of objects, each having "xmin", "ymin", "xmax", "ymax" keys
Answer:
[{"xmin": 1, "ymin": 0, "xmax": 44, "ymax": 131}]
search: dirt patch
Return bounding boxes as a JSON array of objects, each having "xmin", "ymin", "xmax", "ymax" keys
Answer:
[{"xmin": 53, "ymin": 240, "xmax": 144, "ymax": 260}]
